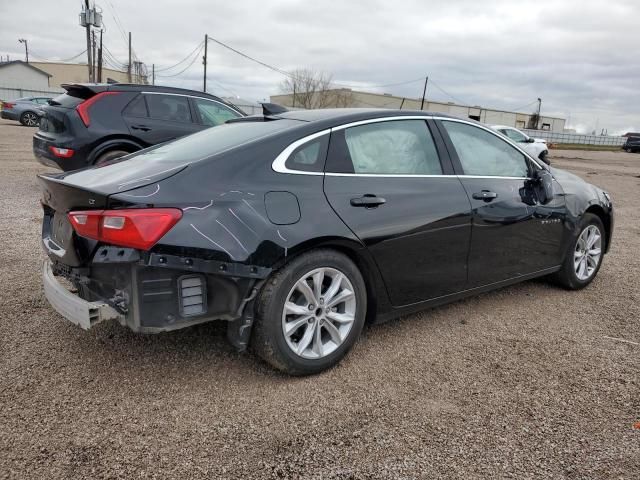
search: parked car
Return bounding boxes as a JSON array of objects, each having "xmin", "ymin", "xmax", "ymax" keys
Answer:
[
  {"xmin": 491, "ymin": 124, "xmax": 550, "ymax": 164},
  {"xmin": 1, "ymin": 96, "xmax": 52, "ymax": 126},
  {"xmin": 622, "ymin": 136, "xmax": 640, "ymax": 153},
  {"xmin": 33, "ymin": 83, "xmax": 246, "ymax": 171},
  {"xmin": 39, "ymin": 108, "xmax": 613, "ymax": 375}
]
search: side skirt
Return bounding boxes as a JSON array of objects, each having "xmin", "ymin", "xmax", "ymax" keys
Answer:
[{"xmin": 375, "ymin": 265, "xmax": 561, "ymax": 323}]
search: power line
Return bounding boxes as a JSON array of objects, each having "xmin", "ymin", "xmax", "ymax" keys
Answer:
[
  {"xmin": 155, "ymin": 44, "xmax": 204, "ymax": 78},
  {"xmin": 428, "ymin": 79, "xmax": 469, "ymax": 105},
  {"xmin": 505, "ymin": 100, "xmax": 539, "ymax": 113},
  {"xmin": 154, "ymin": 40, "xmax": 204, "ymax": 72}
]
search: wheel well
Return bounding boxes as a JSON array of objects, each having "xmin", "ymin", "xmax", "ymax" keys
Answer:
[
  {"xmin": 90, "ymin": 138, "xmax": 143, "ymax": 163},
  {"xmin": 273, "ymin": 241, "xmax": 380, "ymax": 324},
  {"xmin": 585, "ymin": 205, "xmax": 611, "ymax": 250}
]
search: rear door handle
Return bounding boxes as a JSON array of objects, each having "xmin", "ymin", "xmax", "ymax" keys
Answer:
[
  {"xmin": 472, "ymin": 190, "xmax": 498, "ymax": 202},
  {"xmin": 350, "ymin": 194, "xmax": 386, "ymax": 208},
  {"xmin": 131, "ymin": 124, "xmax": 151, "ymax": 131}
]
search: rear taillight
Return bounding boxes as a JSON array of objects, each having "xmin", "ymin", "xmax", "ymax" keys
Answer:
[
  {"xmin": 3, "ymin": 102, "xmax": 15, "ymax": 110},
  {"xmin": 76, "ymin": 91, "xmax": 119, "ymax": 127},
  {"xmin": 68, "ymin": 208, "xmax": 182, "ymax": 250},
  {"xmin": 49, "ymin": 146, "xmax": 75, "ymax": 158}
]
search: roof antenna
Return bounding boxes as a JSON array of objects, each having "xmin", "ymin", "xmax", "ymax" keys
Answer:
[{"xmin": 261, "ymin": 103, "xmax": 288, "ymax": 116}]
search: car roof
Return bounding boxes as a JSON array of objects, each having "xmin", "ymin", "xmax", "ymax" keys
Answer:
[
  {"xmin": 269, "ymin": 108, "xmax": 459, "ymax": 129},
  {"xmin": 60, "ymin": 83, "xmax": 245, "ymax": 114},
  {"xmin": 490, "ymin": 124, "xmax": 517, "ymax": 130}
]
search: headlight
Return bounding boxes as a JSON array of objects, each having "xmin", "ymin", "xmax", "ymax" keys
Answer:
[{"xmin": 603, "ymin": 191, "xmax": 612, "ymax": 205}]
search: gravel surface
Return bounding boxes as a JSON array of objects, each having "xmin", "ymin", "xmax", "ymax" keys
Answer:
[{"xmin": 1, "ymin": 120, "xmax": 638, "ymax": 479}]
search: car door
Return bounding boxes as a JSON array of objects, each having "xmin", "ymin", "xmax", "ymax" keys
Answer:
[
  {"xmin": 323, "ymin": 118, "xmax": 473, "ymax": 306},
  {"xmin": 438, "ymin": 119, "xmax": 565, "ymax": 286},
  {"xmin": 123, "ymin": 93, "xmax": 201, "ymax": 145}
]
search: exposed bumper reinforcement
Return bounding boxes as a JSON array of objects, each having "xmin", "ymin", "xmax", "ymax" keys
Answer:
[{"xmin": 42, "ymin": 260, "xmax": 123, "ymax": 330}]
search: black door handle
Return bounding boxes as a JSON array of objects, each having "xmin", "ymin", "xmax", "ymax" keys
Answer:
[
  {"xmin": 472, "ymin": 190, "xmax": 498, "ymax": 202},
  {"xmin": 131, "ymin": 124, "xmax": 151, "ymax": 131},
  {"xmin": 350, "ymin": 194, "xmax": 386, "ymax": 208}
]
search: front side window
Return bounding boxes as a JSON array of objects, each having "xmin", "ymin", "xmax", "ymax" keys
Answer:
[
  {"xmin": 145, "ymin": 94, "xmax": 192, "ymax": 123},
  {"xmin": 193, "ymin": 98, "xmax": 241, "ymax": 126},
  {"xmin": 442, "ymin": 121, "xmax": 529, "ymax": 177},
  {"xmin": 342, "ymin": 120, "xmax": 442, "ymax": 175}
]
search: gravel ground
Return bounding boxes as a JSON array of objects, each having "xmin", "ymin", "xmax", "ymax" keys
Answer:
[{"xmin": 0, "ymin": 120, "xmax": 638, "ymax": 479}]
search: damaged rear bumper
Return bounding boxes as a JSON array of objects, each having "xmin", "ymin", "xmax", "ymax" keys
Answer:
[
  {"xmin": 43, "ymin": 260, "xmax": 123, "ymax": 329},
  {"xmin": 42, "ymin": 249, "xmax": 268, "ymax": 348}
]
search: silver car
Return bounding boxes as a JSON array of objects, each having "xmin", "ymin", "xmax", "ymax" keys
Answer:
[{"xmin": 0, "ymin": 97, "xmax": 52, "ymax": 126}]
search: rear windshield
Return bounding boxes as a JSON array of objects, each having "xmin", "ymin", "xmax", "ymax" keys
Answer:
[
  {"xmin": 124, "ymin": 119, "xmax": 300, "ymax": 165},
  {"xmin": 49, "ymin": 93, "xmax": 85, "ymax": 108}
]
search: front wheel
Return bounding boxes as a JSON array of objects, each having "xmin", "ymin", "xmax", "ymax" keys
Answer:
[
  {"xmin": 552, "ymin": 213, "xmax": 605, "ymax": 289},
  {"xmin": 252, "ymin": 249, "xmax": 367, "ymax": 375}
]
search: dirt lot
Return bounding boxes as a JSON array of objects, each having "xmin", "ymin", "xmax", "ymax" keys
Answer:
[{"xmin": 0, "ymin": 119, "xmax": 638, "ymax": 479}]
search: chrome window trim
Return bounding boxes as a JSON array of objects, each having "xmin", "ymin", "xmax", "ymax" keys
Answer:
[
  {"xmin": 271, "ymin": 114, "xmax": 544, "ymax": 177},
  {"xmin": 271, "ymin": 129, "xmax": 330, "ymax": 175},
  {"xmin": 141, "ymin": 91, "xmax": 244, "ymax": 116}
]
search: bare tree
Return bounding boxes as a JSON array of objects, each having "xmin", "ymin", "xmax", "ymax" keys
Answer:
[{"xmin": 280, "ymin": 68, "xmax": 353, "ymax": 109}]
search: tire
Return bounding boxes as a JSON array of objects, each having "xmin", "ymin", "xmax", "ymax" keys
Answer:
[
  {"xmin": 252, "ymin": 249, "xmax": 367, "ymax": 375},
  {"xmin": 94, "ymin": 149, "xmax": 130, "ymax": 166},
  {"xmin": 623, "ymin": 147, "xmax": 631, "ymax": 153},
  {"xmin": 552, "ymin": 213, "xmax": 605, "ymax": 290},
  {"xmin": 20, "ymin": 111, "xmax": 39, "ymax": 127}
]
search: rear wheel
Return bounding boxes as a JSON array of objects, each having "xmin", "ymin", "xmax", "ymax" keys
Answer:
[
  {"xmin": 252, "ymin": 249, "xmax": 366, "ymax": 375},
  {"xmin": 552, "ymin": 213, "xmax": 604, "ymax": 289},
  {"xmin": 20, "ymin": 111, "xmax": 39, "ymax": 127},
  {"xmin": 94, "ymin": 149, "xmax": 130, "ymax": 166}
]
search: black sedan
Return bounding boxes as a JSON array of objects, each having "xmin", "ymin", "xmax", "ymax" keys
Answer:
[{"xmin": 38, "ymin": 108, "xmax": 614, "ymax": 375}]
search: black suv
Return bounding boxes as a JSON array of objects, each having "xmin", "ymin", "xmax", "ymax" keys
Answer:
[
  {"xmin": 622, "ymin": 136, "xmax": 640, "ymax": 153},
  {"xmin": 33, "ymin": 83, "xmax": 246, "ymax": 170}
]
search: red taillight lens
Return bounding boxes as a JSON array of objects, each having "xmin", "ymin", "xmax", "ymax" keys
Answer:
[
  {"xmin": 49, "ymin": 146, "xmax": 75, "ymax": 158},
  {"xmin": 67, "ymin": 208, "xmax": 182, "ymax": 250},
  {"xmin": 3, "ymin": 102, "xmax": 15, "ymax": 110},
  {"xmin": 76, "ymin": 91, "xmax": 120, "ymax": 127}
]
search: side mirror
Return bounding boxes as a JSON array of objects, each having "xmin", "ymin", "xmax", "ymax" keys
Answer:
[
  {"xmin": 527, "ymin": 137, "xmax": 536, "ymax": 143},
  {"xmin": 535, "ymin": 170, "xmax": 554, "ymax": 204}
]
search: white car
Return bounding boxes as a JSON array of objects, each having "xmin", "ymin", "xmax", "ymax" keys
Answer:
[{"xmin": 490, "ymin": 125, "xmax": 550, "ymax": 164}]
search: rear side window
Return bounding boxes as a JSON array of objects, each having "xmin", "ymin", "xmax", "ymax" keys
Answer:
[
  {"xmin": 193, "ymin": 98, "xmax": 241, "ymax": 126},
  {"xmin": 285, "ymin": 136, "xmax": 329, "ymax": 173},
  {"xmin": 341, "ymin": 120, "xmax": 442, "ymax": 175},
  {"xmin": 123, "ymin": 95, "xmax": 148, "ymax": 117},
  {"xmin": 145, "ymin": 94, "xmax": 192, "ymax": 123},
  {"xmin": 442, "ymin": 121, "xmax": 529, "ymax": 177}
]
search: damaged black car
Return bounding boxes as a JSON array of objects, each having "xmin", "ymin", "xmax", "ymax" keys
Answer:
[{"xmin": 40, "ymin": 107, "xmax": 614, "ymax": 375}]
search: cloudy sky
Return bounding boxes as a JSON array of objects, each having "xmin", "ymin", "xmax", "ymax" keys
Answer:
[{"xmin": 1, "ymin": 0, "xmax": 637, "ymax": 134}]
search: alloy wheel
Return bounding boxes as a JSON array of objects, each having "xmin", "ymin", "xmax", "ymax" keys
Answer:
[
  {"xmin": 574, "ymin": 225, "xmax": 602, "ymax": 281},
  {"xmin": 23, "ymin": 112, "xmax": 38, "ymax": 127},
  {"xmin": 281, "ymin": 267, "xmax": 356, "ymax": 359}
]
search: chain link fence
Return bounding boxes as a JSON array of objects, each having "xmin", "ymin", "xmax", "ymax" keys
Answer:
[{"xmin": 521, "ymin": 129, "xmax": 626, "ymax": 146}]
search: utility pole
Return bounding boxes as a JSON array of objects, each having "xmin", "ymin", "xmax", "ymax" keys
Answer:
[
  {"xmin": 292, "ymin": 84, "xmax": 296, "ymax": 107},
  {"xmin": 152, "ymin": 64, "xmax": 155, "ymax": 85},
  {"xmin": 83, "ymin": 0, "xmax": 92, "ymax": 81},
  {"xmin": 97, "ymin": 30, "xmax": 103, "ymax": 82},
  {"xmin": 18, "ymin": 39, "xmax": 29, "ymax": 63},
  {"xmin": 91, "ymin": 30, "xmax": 97, "ymax": 82},
  {"xmin": 128, "ymin": 32, "xmax": 132, "ymax": 83},
  {"xmin": 203, "ymin": 34, "xmax": 208, "ymax": 92},
  {"xmin": 536, "ymin": 97, "xmax": 542, "ymax": 129},
  {"xmin": 420, "ymin": 76, "xmax": 429, "ymax": 110}
]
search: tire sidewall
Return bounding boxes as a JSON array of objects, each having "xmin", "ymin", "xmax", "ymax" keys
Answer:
[
  {"xmin": 255, "ymin": 250, "xmax": 367, "ymax": 375},
  {"xmin": 94, "ymin": 149, "xmax": 129, "ymax": 166}
]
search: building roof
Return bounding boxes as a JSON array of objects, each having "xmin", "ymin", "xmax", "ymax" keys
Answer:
[{"xmin": 0, "ymin": 60, "xmax": 52, "ymax": 77}]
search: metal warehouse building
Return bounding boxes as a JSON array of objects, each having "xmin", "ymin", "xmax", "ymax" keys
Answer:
[{"xmin": 271, "ymin": 89, "xmax": 566, "ymax": 132}]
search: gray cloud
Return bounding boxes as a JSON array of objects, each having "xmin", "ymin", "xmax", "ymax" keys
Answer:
[{"xmin": 1, "ymin": 0, "xmax": 637, "ymax": 133}]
